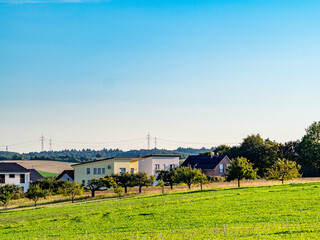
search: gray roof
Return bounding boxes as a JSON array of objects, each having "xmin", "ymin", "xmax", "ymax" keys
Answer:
[
  {"xmin": 0, "ymin": 163, "xmax": 30, "ymax": 173},
  {"xmin": 181, "ymin": 155, "xmax": 229, "ymax": 170},
  {"xmin": 28, "ymin": 169, "xmax": 45, "ymax": 182}
]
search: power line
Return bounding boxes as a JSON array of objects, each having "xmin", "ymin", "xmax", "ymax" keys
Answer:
[
  {"xmin": 51, "ymin": 137, "xmax": 145, "ymax": 145},
  {"xmin": 157, "ymin": 138, "xmax": 240, "ymax": 146}
]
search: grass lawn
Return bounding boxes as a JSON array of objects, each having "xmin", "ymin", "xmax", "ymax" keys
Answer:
[
  {"xmin": 38, "ymin": 170, "xmax": 59, "ymax": 178},
  {"xmin": 1, "ymin": 182, "xmax": 320, "ymax": 239}
]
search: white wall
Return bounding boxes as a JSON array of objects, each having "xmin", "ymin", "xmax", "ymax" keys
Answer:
[
  {"xmin": 59, "ymin": 173, "xmax": 74, "ymax": 183},
  {"xmin": 0, "ymin": 172, "xmax": 30, "ymax": 192},
  {"xmin": 139, "ymin": 156, "xmax": 180, "ymax": 176}
]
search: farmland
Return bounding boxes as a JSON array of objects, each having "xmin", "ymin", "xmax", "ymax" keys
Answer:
[{"xmin": 1, "ymin": 182, "xmax": 320, "ymax": 239}]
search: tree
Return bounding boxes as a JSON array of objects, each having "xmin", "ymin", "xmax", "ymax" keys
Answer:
[
  {"xmin": 267, "ymin": 159, "xmax": 301, "ymax": 184},
  {"xmin": 112, "ymin": 173, "xmax": 134, "ymax": 194},
  {"xmin": 226, "ymin": 157, "xmax": 258, "ymax": 187},
  {"xmin": 132, "ymin": 173, "xmax": 155, "ymax": 193},
  {"xmin": 114, "ymin": 186, "xmax": 123, "ymax": 198},
  {"xmin": 306, "ymin": 121, "xmax": 320, "ymax": 143},
  {"xmin": 214, "ymin": 145, "xmax": 231, "ymax": 155},
  {"xmin": 176, "ymin": 166, "xmax": 200, "ymax": 189},
  {"xmin": 0, "ymin": 185, "xmax": 21, "ymax": 209},
  {"xmin": 194, "ymin": 171, "xmax": 208, "ymax": 191},
  {"xmin": 86, "ymin": 179, "xmax": 104, "ymax": 197},
  {"xmin": 59, "ymin": 182, "xmax": 84, "ymax": 203},
  {"xmin": 156, "ymin": 168, "xmax": 177, "ymax": 189},
  {"xmin": 25, "ymin": 184, "xmax": 49, "ymax": 207},
  {"xmin": 157, "ymin": 180, "xmax": 165, "ymax": 194}
]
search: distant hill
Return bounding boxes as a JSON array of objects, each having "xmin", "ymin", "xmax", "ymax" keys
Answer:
[{"xmin": 0, "ymin": 147, "xmax": 214, "ymax": 163}]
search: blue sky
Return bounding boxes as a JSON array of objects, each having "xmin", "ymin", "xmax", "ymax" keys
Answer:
[{"xmin": 1, "ymin": 0, "xmax": 320, "ymax": 152}]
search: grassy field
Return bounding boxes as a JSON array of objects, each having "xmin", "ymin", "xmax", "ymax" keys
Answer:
[
  {"xmin": 1, "ymin": 182, "xmax": 320, "ymax": 239},
  {"xmin": 38, "ymin": 170, "xmax": 59, "ymax": 178}
]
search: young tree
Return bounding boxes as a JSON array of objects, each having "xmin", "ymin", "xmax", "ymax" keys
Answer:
[
  {"xmin": 194, "ymin": 171, "xmax": 208, "ymax": 191},
  {"xmin": 114, "ymin": 186, "xmax": 123, "ymax": 198},
  {"xmin": 112, "ymin": 173, "xmax": 134, "ymax": 194},
  {"xmin": 86, "ymin": 178, "xmax": 104, "ymax": 197},
  {"xmin": 267, "ymin": 158, "xmax": 301, "ymax": 184},
  {"xmin": 59, "ymin": 182, "xmax": 84, "ymax": 203},
  {"xmin": 157, "ymin": 180, "xmax": 165, "ymax": 194},
  {"xmin": 176, "ymin": 166, "xmax": 200, "ymax": 189},
  {"xmin": 156, "ymin": 168, "xmax": 177, "ymax": 189},
  {"xmin": 0, "ymin": 185, "xmax": 21, "ymax": 209},
  {"xmin": 132, "ymin": 173, "xmax": 155, "ymax": 193},
  {"xmin": 25, "ymin": 184, "xmax": 50, "ymax": 207},
  {"xmin": 226, "ymin": 157, "xmax": 258, "ymax": 187}
]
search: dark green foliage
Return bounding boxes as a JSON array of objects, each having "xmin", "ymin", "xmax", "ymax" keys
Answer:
[
  {"xmin": 176, "ymin": 166, "xmax": 204, "ymax": 189},
  {"xmin": 31, "ymin": 178, "xmax": 67, "ymax": 194},
  {"xmin": 25, "ymin": 184, "xmax": 50, "ymax": 207},
  {"xmin": 132, "ymin": 172, "xmax": 155, "ymax": 193},
  {"xmin": 267, "ymin": 158, "xmax": 301, "ymax": 184},
  {"xmin": 58, "ymin": 182, "xmax": 84, "ymax": 203},
  {"xmin": 112, "ymin": 173, "xmax": 135, "ymax": 193},
  {"xmin": 156, "ymin": 168, "xmax": 177, "ymax": 189},
  {"xmin": 0, "ymin": 184, "xmax": 22, "ymax": 209}
]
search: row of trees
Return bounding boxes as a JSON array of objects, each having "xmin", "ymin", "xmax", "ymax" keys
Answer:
[{"xmin": 214, "ymin": 122, "xmax": 320, "ymax": 177}]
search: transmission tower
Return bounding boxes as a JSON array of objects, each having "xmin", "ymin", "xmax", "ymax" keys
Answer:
[
  {"xmin": 40, "ymin": 134, "xmax": 45, "ymax": 152},
  {"xmin": 146, "ymin": 132, "xmax": 151, "ymax": 150}
]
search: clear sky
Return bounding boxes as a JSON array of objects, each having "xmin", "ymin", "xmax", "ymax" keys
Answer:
[{"xmin": 1, "ymin": 0, "xmax": 320, "ymax": 153}]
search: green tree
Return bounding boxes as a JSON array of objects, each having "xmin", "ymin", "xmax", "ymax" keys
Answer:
[
  {"xmin": 194, "ymin": 170, "xmax": 208, "ymax": 191},
  {"xmin": 214, "ymin": 145, "xmax": 231, "ymax": 155},
  {"xmin": 0, "ymin": 185, "xmax": 21, "ymax": 209},
  {"xmin": 114, "ymin": 186, "xmax": 123, "ymax": 198},
  {"xmin": 157, "ymin": 180, "xmax": 165, "ymax": 194},
  {"xmin": 267, "ymin": 159, "xmax": 301, "ymax": 184},
  {"xmin": 176, "ymin": 166, "xmax": 200, "ymax": 189},
  {"xmin": 306, "ymin": 121, "xmax": 320, "ymax": 143},
  {"xmin": 156, "ymin": 168, "xmax": 177, "ymax": 189},
  {"xmin": 59, "ymin": 182, "xmax": 84, "ymax": 203},
  {"xmin": 86, "ymin": 179, "xmax": 104, "ymax": 197},
  {"xmin": 112, "ymin": 173, "xmax": 134, "ymax": 194},
  {"xmin": 25, "ymin": 184, "xmax": 50, "ymax": 207},
  {"xmin": 226, "ymin": 157, "xmax": 258, "ymax": 187},
  {"xmin": 132, "ymin": 173, "xmax": 155, "ymax": 193}
]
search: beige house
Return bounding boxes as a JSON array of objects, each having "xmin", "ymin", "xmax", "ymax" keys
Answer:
[{"xmin": 72, "ymin": 157, "xmax": 141, "ymax": 185}]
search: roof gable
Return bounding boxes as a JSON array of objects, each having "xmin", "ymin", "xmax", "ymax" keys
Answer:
[
  {"xmin": 56, "ymin": 170, "xmax": 74, "ymax": 180},
  {"xmin": 0, "ymin": 163, "xmax": 29, "ymax": 173},
  {"xmin": 181, "ymin": 155, "xmax": 229, "ymax": 170}
]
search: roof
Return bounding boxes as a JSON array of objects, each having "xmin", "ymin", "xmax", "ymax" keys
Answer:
[
  {"xmin": 28, "ymin": 169, "xmax": 45, "ymax": 182},
  {"xmin": 56, "ymin": 170, "xmax": 74, "ymax": 180},
  {"xmin": 143, "ymin": 154, "xmax": 181, "ymax": 158},
  {"xmin": 71, "ymin": 157, "xmax": 143, "ymax": 167},
  {"xmin": 0, "ymin": 163, "xmax": 30, "ymax": 173},
  {"xmin": 181, "ymin": 155, "xmax": 229, "ymax": 170}
]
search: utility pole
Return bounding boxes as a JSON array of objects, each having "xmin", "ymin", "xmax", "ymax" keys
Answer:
[
  {"xmin": 154, "ymin": 137, "xmax": 157, "ymax": 149},
  {"xmin": 40, "ymin": 134, "xmax": 45, "ymax": 152},
  {"xmin": 49, "ymin": 139, "xmax": 52, "ymax": 152},
  {"xmin": 146, "ymin": 132, "xmax": 151, "ymax": 150}
]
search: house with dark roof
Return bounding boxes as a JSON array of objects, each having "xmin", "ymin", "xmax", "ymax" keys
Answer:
[
  {"xmin": 28, "ymin": 169, "xmax": 46, "ymax": 183},
  {"xmin": 0, "ymin": 162, "xmax": 31, "ymax": 192},
  {"xmin": 56, "ymin": 170, "xmax": 74, "ymax": 183},
  {"xmin": 181, "ymin": 154, "xmax": 231, "ymax": 177}
]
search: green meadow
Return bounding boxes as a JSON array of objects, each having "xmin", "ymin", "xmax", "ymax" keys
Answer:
[{"xmin": 1, "ymin": 182, "xmax": 320, "ymax": 239}]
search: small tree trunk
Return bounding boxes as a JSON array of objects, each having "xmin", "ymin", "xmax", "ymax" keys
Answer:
[
  {"xmin": 200, "ymin": 183, "xmax": 203, "ymax": 191},
  {"xmin": 34, "ymin": 201, "xmax": 37, "ymax": 207},
  {"xmin": 170, "ymin": 183, "xmax": 173, "ymax": 190},
  {"xmin": 125, "ymin": 186, "xmax": 128, "ymax": 194},
  {"xmin": 139, "ymin": 186, "xmax": 142, "ymax": 193},
  {"xmin": 238, "ymin": 179, "xmax": 240, "ymax": 188},
  {"xmin": 188, "ymin": 184, "xmax": 191, "ymax": 189},
  {"xmin": 282, "ymin": 179, "xmax": 284, "ymax": 184},
  {"xmin": 162, "ymin": 186, "xmax": 164, "ymax": 194},
  {"xmin": 91, "ymin": 190, "xmax": 95, "ymax": 197},
  {"xmin": 72, "ymin": 197, "xmax": 74, "ymax": 203}
]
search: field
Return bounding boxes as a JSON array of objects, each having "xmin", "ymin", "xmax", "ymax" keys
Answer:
[
  {"xmin": 38, "ymin": 170, "xmax": 59, "ymax": 178},
  {"xmin": 1, "ymin": 182, "xmax": 320, "ymax": 239},
  {"xmin": 0, "ymin": 160, "xmax": 73, "ymax": 173}
]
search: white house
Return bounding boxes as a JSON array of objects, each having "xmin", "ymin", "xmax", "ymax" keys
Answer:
[
  {"xmin": 56, "ymin": 170, "xmax": 74, "ymax": 183},
  {"xmin": 0, "ymin": 163, "xmax": 30, "ymax": 192},
  {"xmin": 139, "ymin": 154, "xmax": 180, "ymax": 176}
]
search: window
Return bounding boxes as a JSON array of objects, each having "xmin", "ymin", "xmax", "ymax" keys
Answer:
[
  {"xmin": 20, "ymin": 174, "xmax": 25, "ymax": 183},
  {"xmin": 98, "ymin": 168, "xmax": 101, "ymax": 174},
  {"xmin": 82, "ymin": 180, "xmax": 85, "ymax": 185},
  {"xmin": 219, "ymin": 164, "xmax": 224, "ymax": 173},
  {"xmin": 120, "ymin": 168, "xmax": 126, "ymax": 174},
  {"xmin": 0, "ymin": 174, "xmax": 5, "ymax": 184},
  {"xmin": 94, "ymin": 168, "xmax": 97, "ymax": 174},
  {"xmin": 155, "ymin": 164, "xmax": 160, "ymax": 170},
  {"xmin": 87, "ymin": 168, "xmax": 90, "ymax": 175},
  {"xmin": 130, "ymin": 168, "xmax": 134, "ymax": 173},
  {"xmin": 108, "ymin": 165, "xmax": 112, "ymax": 169},
  {"xmin": 102, "ymin": 168, "xmax": 106, "ymax": 175},
  {"xmin": 9, "ymin": 174, "xmax": 15, "ymax": 178}
]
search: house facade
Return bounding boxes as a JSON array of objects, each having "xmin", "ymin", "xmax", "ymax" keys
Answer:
[
  {"xmin": 139, "ymin": 154, "xmax": 180, "ymax": 176},
  {"xmin": 72, "ymin": 157, "xmax": 141, "ymax": 185},
  {"xmin": 181, "ymin": 154, "xmax": 231, "ymax": 177},
  {"xmin": 0, "ymin": 163, "xmax": 30, "ymax": 192},
  {"xmin": 56, "ymin": 170, "xmax": 74, "ymax": 183}
]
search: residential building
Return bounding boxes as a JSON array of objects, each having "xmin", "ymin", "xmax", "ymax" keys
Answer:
[
  {"xmin": 139, "ymin": 154, "xmax": 180, "ymax": 176},
  {"xmin": 28, "ymin": 169, "xmax": 46, "ymax": 183},
  {"xmin": 0, "ymin": 163, "xmax": 31, "ymax": 192},
  {"xmin": 56, "ymin": 170, "xmax": 74, "ymax": 182},
  {"xmin": 72, "ymin": 157, "xmax": 141, "ymax": 185},
  {"xmin": 181, "ymin": 154, "xmax": 231, "ymax": 177}
]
